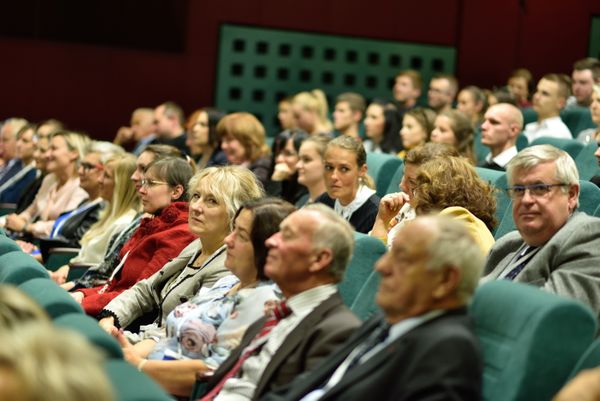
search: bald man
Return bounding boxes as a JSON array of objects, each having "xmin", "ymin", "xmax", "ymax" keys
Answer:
[{"xmin": 478, "ymin": 103, "xmax": 524, "ymax": 171}]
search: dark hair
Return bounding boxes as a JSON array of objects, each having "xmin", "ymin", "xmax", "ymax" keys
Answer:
[
  {"xmin": 203, "ymin": 108, "xmax": 227, "ymax": 148},
  {"xmin": 145, "ymin": 157, "xmax": 194, "ymax": 201},
  {"xmin": 161, "ymin": 101, "xmax": 185, "ymax": 126},
  {"xmin": 369, "ymin": 99, "xmax": 403, "ymax": 154},
  {"xmin": 233, "ymin": 198, "xmax": 296, "ymax": 281}
]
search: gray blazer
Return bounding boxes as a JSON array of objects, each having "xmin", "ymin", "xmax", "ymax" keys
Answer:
[
  {"xmin": 482, "ymin": 212, "xmax": 600, "ymax": 319},
  {"xmin": 104, "ymin": 239, "xmax": 230, "ymax": 329}
]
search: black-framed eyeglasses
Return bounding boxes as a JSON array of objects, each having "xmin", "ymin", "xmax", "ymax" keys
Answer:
[{"xmin": 505, "ymin": 183, "xmax": 569, "ymax": 199}]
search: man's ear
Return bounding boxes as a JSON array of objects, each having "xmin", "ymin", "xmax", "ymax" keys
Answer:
[
  {"xmin": 308, "ymin": 247, "xmax": 333, "ymax": 274},
  {"xmin": 432, "ymin": 266, "xmax": 461, "ymax": 300}
]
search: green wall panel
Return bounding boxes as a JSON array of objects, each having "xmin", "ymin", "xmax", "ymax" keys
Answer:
[
  {"xmin": 215, "ymin": 24, "xmax": 456, "ymax": 136},
  {"xmin": 590, "ymin": 16, "xmax": 600, "ymax": 59}
]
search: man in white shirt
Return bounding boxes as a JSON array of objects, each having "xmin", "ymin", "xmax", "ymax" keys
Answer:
[
  {"xmin": 258, "ymin": 215, "xmax": 485, "ymax": 401},
  {"xmin": 524, "ymin": 74, "xmax": 572, "ymax": 142},
  {"xmin": 199, "ymin": 204, "xmax": 361, "ymax": 401},
  {"xmin": 478, "ymin": 103, "xmax": 523, "ymax": 171}
]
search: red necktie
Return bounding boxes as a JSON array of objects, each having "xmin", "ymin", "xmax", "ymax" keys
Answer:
[{"xmin": 199, "ymin": 301, "xmax": 291, "ymax": 401}]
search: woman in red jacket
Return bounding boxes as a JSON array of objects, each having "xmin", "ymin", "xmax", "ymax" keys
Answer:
[{"xmin": 72, "ymin": 157, "xmax": 196, "ymax": 316}]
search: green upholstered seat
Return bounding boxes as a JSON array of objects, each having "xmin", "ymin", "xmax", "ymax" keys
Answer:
[
  {"xmin": 575, "ymin": 141, "xmax": 599, "ymax": 181},
  {"xmin": 338, "ymin": 232, "xmax": 386, "ymax": 307},
  {"xmin": 529, "ymin": 137, "xmax": 584, "ymax": 160},
  {"xmin": 384, "ymin": 163, "xmax": 405, "ymax": 195},
  {"xmin": 568, "ymin": 338, "xmax": 600, "ymax": 379},
  {"xmin": 561, "ymin": 106, "xmax": 596, "ymax": 138},
  {"xmin": 0, "ymin": 251, "xmax": 49, "ymax": 284},
  {"xmin": 516, "ymin": 133, "xmax": 529, "ymax": 151},
  {"xmin": 520, "ymin": 108, "xmax": 538, "ymax": 126},
  {"xmin": 350, "ymin": 270, "xmax": 381, "ymax": 321},
  {"xmin": 0, "ymin": 236, "xmax": 21, "ymax": 255},
  {"xmin": 475, "ymin": 167, "xmax": 505, "ymax": 186},
  {"xmin": 54, "ymin": 313, "xmax": 123, "ymax": 359},
  {"xmin": 104, "ymin": 359, "xmax": 173, "ymax": 401},
  {"xmin": 19, "ymin": 278, "xmax": 82, "ymax": 318},
  {"xmin": 470, "ymin": 280, "xmax": 597, "ymax": 401},
  {"xmin": 366, "ymin": 152, "xmax": 403, "ymax": 197},
  {"xmin": 578, "ymin": 180, "xmax": 600, "ymax": 215},
  {"xmin": 44, "ymin": 247, "xmax": 80, "ymax": 271}
]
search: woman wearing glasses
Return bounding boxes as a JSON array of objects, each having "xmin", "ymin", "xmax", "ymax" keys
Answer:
[
  {"xmin": 72, "ymin": 157, "xmax": 197, "ymax": 316},
  {"xmin": 96, "ymin": 166, "xmax": 265, "ymax": 340}
]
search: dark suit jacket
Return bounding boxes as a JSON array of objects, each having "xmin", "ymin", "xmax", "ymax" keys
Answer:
[
  {"xmin": 315, "ymin": 193, "xmax": 380, "ymax": 234},
  {"xmin": 259, "ymin": 309, "xmax": 482, "ymax": 401},
  {"xmin": 202, "ymin": 292, "xmax": 361, "ymax": 400}
]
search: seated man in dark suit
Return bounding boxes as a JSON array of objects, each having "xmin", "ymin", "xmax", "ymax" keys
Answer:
[
  {"xmin": 482, "ymin": 145, "xmax": 600, "ymax": 319},
  {"xmin": 197, "ymin": 204, "xmax": 361, "ymax": 401},
  {"xmin": 259, "ymin": 214, "xmax": 484, "ymax": 401},
  {"xmin": 478, "ymin": 103, "xmax": 523, "ymax": 171}
]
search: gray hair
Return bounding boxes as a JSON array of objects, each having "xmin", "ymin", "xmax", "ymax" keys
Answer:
[
  {"xmin": 86, "ymin": 141, "xmax": 125, "ymax": 164},
  {"xmin": 304, "ymin": 203, "xmax": 355, "ymax": 282},
  {"xmin": 507, "ymin": 144, "xmax": 579, "ymax": 205},
  {"xmin": 188, "ymin": 165, "xmax": 265, "ymax": 230},
  {"xmin": 1, "ymin": 118, "xmax": 28, "ymax": 139},
  {"xmin": 420, "ymin": 215, "xmax": 485, "ymax": 303}
]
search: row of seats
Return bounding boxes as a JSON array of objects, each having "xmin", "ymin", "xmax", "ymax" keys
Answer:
[
  {"xmin": 0, "ymin": 232, "xmax": 172, "ymax": 401},
  {"xmin": 345, "ymin": 230, "xmax": 600, "ymax": 401}
]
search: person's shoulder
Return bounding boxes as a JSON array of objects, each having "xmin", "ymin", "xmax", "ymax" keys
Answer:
[{"xmin": 314, "ymin": 192, "xmax": 334, "ymax": 206}]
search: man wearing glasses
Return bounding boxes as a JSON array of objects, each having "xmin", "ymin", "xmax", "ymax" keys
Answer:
[{"xmin": 482, "ymin": 145, "xmax": 600, "ymax": 319}]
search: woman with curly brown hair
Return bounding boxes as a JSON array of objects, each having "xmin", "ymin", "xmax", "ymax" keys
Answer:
[{"xmin": 412, "ymin": 156, "xmax": 496, "ymax": 254}]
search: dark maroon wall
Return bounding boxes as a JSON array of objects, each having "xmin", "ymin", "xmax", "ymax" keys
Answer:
[{"xmin": 0, "ymin": 0, "xmax": 598, "ymax": 139}]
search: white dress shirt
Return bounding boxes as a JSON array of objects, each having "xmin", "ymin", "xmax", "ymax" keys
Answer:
[
  {"xmin": 524, "ymin": 116, "xmax": 572, "ymax": 142},
  {"xmin": 214, "ymin": 284, "xmax": 338, "ymax": 401}
]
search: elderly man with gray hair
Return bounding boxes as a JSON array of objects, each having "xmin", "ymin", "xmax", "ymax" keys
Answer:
[
  {"xmin": 197, "ymin": 204, "xmax": 361, "ymax": 401},
  {"xmin": 482, "ymin": 145, "xmax": 600, "ymax": 319},
  {"xmin": 259, "ymin": 214, "xmax": 484, "ymax": 401}
]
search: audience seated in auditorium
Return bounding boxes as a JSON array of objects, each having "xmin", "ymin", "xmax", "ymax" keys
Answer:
[
  {"xmin": 63, "ymin": 145, "xmax": 184, "ymax": 292},
  {"xmin": 398, "ymin": 107, "xmax": 435, "ymax": 159},
  {"xmin": 427, "ymin": 73, "xmax": 458, "ymax": 114},
  {"xmin": 507, "ymin": 68, "xmax": 534, "ymax": 108},
  {"xmin": 295, "ymin": 134, "xmax": 331, "ymax": 208},
  {"xmin": 270, "ymin": 129, "xmax": 309, "ymax": 205},
  {"xmin": 371, "ymin": 143, "xmax": 458, "ymax": 247},
  {"xmin": 332, "ymin": 92, "xmax": 366, "ymax": 139},
  {"xmin": 566, "ymin": 57, "xmax": 600, "ymax": 109},
  {"xmin": 316, "ymin": 136, "xmax": 379, "ymax": 233},
  {"xmin": 71, "ymin": 157, "xmax": 196, "ymax": 316},
  {"xmin": 392, "ymin": 69, "xmax": 422, "ymax": 114},
  {"xmin": 195, "ymin": 204, "xmax": 361, "ymax": 401},
  {"xmin": 186, "ymin": 108, "xmax": 227, "ymax": 169},
  {"xmin": 0, "ymin": 124, "xmax": 39, "ymax": 204},
  {"xmin": 457, "ymin": 85, "xmax": 487, "ymax": 129},
  {"xmin": 18, "ymin": 141, "xmax": 123, "ymax": 258},
  {"xmin": 217, "ymin": 112, "xmax": 272, "ymax": 189},
  {"xmin": 478, "ymin": 103, "xmax": 524, "ymax": 171},
  {"xmin": 114, "ymin": 198, "xmax": 294, "ymax": 398},
  {"xmin": 98, "ymin": 166, "xmax": 264, "ymax": 343},
  {"xmin": 259, "ymin": 215, "xmax": 484, "ymax": 401},
  {"xmin": 363, "ymin": 99, "xmax": 402, "ymax": 154},
  {"xmin": 431, "ymin": 109, "xmax": 476, "ymax": 163},
  {"xmin": 524, "ymin": 74, "xmax": 572, "ymax": 141},
  {"xmin": 3, "ymin": 130, "xmax": 90, "ymax": 238},
  {"xmin": 151, "ymin": 101, "xmax": 189, "ymax": 154},
  {"xmin": 481, "ymin": 145, "xmax": 600, "ymax": 320},
  {"xmin": 114, "ymin": 108, "xmax": 155, "ymax": 155},
  {"xmin": 51, "ymin": 153, "xmax": 140, "ymax": 283},
  {"xmin": 292, "ymin": 90, "xmax": 333, "ymax": 136}
]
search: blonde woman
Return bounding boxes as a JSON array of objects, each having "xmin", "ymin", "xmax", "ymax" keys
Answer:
[
  {"xmin": 4, "ymin": 130, "xmax": 90, "ymax": 237},
  {"xmin": 51, "ymin": 153, "xmax": 141, "ymax": 284},
  {"xmin": 292, "ymin": 89, "xmax": 333, "ymax": 135}
]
